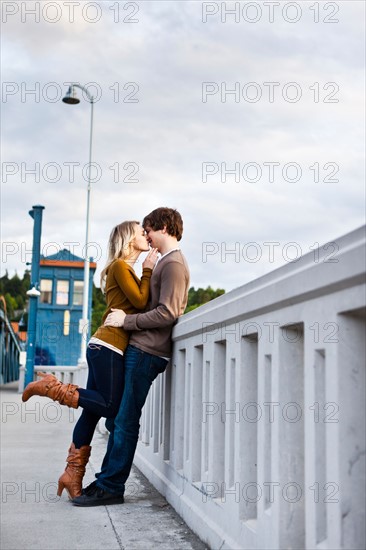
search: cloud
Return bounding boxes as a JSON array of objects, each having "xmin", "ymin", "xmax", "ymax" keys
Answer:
[{"xmin": 1, "ymin": 0, "xmax": 365, "ymax": 291}]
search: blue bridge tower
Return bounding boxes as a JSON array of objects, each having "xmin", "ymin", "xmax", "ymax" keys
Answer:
[{"xmin": 35, "ymin": 249, "xmax": 97, "ymax": 366}]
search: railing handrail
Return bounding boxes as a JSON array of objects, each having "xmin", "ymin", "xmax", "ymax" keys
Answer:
[
  {"xmin": 173, "ymin": 224, "xmax": 366, "ymax": 341},
  {"xmin": 0, "ymin": 308, "xmax": 22, "ymax": 354}
]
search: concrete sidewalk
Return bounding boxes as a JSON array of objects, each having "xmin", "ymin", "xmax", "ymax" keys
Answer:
[{"xmin": 0, "ymin": 382, "xmax": 208, "ymax": 550}]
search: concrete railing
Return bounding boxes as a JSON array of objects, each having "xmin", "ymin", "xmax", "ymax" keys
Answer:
[{"xmin": 135, "ymin": 225, "xmax": 366, "ymax": 550}]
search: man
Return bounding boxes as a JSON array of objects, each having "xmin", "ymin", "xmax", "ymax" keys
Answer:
[{"xmin": 73, "ymin": 207, "xmax": 190, "ymax": 506}]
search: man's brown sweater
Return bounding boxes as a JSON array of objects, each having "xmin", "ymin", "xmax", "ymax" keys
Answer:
[{"xmin": 124, "ymin": 249, "xmax": 190, "ymax": 357}]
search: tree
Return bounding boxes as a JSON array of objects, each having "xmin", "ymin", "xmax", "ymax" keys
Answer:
[
  {"xmin": 185, "ymin": 286, "xmax": 225, "ymax": 313},
  {"xmin": 22, "ymin": 270, "xmax": 31, "ymax": 293},
  {"xmin": 4, "ymin": 293, "xmax": 17, "ymax": 319},
  {"xmin": 0, "ymin": 271, "xmax": 30, "ymax": 320},
  {"xmin": 91, "ymin": 284, "xmax": 106, "ymax": 334},
  {"xmin": 6, "ymin": 273, "xmax": 23, "ymax": 296}
]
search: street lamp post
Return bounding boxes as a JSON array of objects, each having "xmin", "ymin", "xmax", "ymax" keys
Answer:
[{"xmin": 62, "ymin": 84, "xmax": 94, "ymax": 364}]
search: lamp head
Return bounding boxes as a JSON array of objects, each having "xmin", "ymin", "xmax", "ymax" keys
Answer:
[
  {"xmin": 26, "ymin": 286, "xmax": 41, "ymax": 298},
  {"xmin": 62, "ymin": 86, "xmax": 80, "ymax": 105}
]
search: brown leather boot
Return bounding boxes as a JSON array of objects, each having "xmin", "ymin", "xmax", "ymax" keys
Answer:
[
  {"xmin": 57, "ymin": 443, "xmax": 92, "ymax": 499},
  {"xmin": 22, "ymin": 372, "xmax": 79, "ymax": 408}
]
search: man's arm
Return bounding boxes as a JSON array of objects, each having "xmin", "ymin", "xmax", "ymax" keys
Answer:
[
  {"xmin": 104, "ymin": 261, "xmax": 187, "ymax": 330},
  {"xmin": 125, "ymin": 261, "xmax": 187, "ymax": 330},
  {"xmin": 104, "ymin": 308, "xmax": 126, "ymax": 327}
]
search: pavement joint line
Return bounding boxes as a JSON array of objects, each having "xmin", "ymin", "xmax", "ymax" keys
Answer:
[{"xmin": 105, "ymin": 505, "xmax": 125, "ymax": 550}]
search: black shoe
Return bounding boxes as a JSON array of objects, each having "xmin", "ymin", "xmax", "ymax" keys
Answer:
[
  {"xmin": 72, "ymin": 486, "xmax": 124, "ymax": 507},
  {"xmin": 82, "ymin": 480, "xmax": 98, "ymax": 495}
]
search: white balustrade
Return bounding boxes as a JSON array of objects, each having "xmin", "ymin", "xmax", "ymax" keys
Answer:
[
  {"xmin": 18, "ymin": 362, "xmax": 88, "ymax": 392},
  {"xmin": 135, "ymin": 226, "xmax": 366, "ymax": 550}
]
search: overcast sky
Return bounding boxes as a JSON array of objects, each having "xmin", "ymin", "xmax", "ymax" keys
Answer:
[{"xmin": 1, "ymin": 0, "xmax": 365, "ymax": 291}]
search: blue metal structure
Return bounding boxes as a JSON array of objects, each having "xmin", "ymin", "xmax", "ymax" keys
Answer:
[
  {"xmin": 0, "ymin": 307, "xmax": 22, "ymax": 384},
  {"xmin": 35, "ymin": 249, "xmax": 96, "ymax": 367},
  {"xmin": 24, "ymin": 205, "xmax": 44, "ymax": 386}
]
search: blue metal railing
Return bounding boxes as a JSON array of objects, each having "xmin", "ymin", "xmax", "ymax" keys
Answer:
[{"xmin": 0, "ymin": 308, "xmax": 21, "ymax": 384}]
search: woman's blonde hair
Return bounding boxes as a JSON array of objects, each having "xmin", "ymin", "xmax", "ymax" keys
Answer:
[{"xmin": 100, "ymin": 221, "xmax": 139, "ymax": 292}]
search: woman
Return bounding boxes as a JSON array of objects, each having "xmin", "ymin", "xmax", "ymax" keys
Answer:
[{"xmin": 22, "ymin": 221, "xmax": 158, "ymax": 498}]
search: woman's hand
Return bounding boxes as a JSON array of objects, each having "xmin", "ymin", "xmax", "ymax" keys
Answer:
[{"xmin": 142, "ymin": 248, "xmax": 159, "ymax": 270}]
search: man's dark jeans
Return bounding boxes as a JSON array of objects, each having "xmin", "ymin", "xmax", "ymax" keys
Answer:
[{"xmin": 95, "ymin": 344, "xmax": 168, "ymax": 495}]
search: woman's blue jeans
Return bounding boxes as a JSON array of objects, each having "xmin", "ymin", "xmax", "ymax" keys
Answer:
[
  {"xmin": 72, "ymin": 343, "xmax": 125, "ymax": 448},
  {"xmin": 95, "ymin": 345, "xmax": 168, "ymax": 495}
]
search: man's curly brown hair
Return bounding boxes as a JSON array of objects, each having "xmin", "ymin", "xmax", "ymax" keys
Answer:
[{"xmin": 143, "ymin": 207, "xmax": 183, "ymax": 241}]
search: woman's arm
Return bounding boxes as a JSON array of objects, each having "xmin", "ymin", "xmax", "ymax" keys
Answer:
[{"xmin": 113, "ymin": 262, "xmax": 152, "ymax": 309}]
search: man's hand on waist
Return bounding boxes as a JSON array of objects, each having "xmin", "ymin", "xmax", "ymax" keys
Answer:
[{"xmin": 104, "ymin": 308, "xmax": 126, "ymax": 328}]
